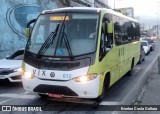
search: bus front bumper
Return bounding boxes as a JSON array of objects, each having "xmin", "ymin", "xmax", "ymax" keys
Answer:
[{"xmin": 22, "ymin": 76, "xmax": 101, "ymax": 99}]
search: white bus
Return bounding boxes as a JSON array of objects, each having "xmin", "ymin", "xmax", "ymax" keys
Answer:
[{"xmin": 22, "ymin": 7, "xmax": 140, "ymax": 101}]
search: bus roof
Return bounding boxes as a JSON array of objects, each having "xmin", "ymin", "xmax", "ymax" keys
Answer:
[
  {"xmin": 42, "ymin": 7, "xmax": 139, "ymax": 23},
  {"xmin": 42, "ymin": 7, "xmax": 102, "ymax": 13}
]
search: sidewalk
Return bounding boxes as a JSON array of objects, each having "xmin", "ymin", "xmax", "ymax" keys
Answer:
[
  {"xmin": 139, "ymin": 63, "xmax": 160, "ymax": 105},
  {"xmin": 133, "ymin": 61, "xmax": 160, "ymax": 114}
]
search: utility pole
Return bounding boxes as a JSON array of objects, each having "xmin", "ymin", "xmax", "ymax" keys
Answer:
[
  {"xmin": 143, "ymin": 23, "xmax": 145, "ymax": 31},
  {"xmin": 157, "ymin": 22, "xmax": 159, "ymax": 39},
  {"xmin": 94, "ymin": 0, "xmax": 96, "ymax": 7},
  {"xmin": 157, "ymin": 1, "xmax": 160, "ymax": 40}
]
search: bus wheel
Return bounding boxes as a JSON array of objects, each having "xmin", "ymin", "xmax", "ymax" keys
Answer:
[
  {"xmin": 127, "ymin": 59, "xmax": 134, "ymax": 76},
  {"xmin": 38, "ymin": 93, "xmax": 48, "ymax": 98}
]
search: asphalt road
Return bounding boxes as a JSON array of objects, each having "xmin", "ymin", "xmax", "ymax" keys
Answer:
[{"xmin": 0, "ymin": 41, "xmax": 160, "ymax": 114}]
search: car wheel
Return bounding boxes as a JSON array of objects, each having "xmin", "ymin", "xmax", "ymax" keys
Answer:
[
  {"xmin": 138, "ymin": 59, "xmax": 142, "ymax": 64},
  {"xmin": 38, "ymin": 93, "xmax": 48, "ymax": 98},
  {"xmin": 143, "ymin": 57, "xmax": 145, "ymax": 61},
  {"xmin": 146, "ymin": 51, "xmax": 150, "ymax": 55}
]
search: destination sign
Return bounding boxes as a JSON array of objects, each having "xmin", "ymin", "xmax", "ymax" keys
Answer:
[{"xmin": 50, "ymin": 16, "xmax": 70, "ymax": 21}]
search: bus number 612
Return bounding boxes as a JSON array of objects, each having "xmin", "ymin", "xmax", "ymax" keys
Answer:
[{"xmin": 63, "ymin": 74, "xmax": 72, "ymax": 79}]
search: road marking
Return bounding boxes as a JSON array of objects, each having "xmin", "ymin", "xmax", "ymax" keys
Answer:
[
  {"xmin": 0, "ymin": 93, "xmax": 37, "ymax": 99},
  {"xmin": 23, "ymin": 91, "xmax": 30, "ymax": 95},
  {"xmin": 99, "ymin": 101, "xmax": 122, "ymax": 105},
  {"xmin": 0, "ymin": 98, "xmax": 15, "ymax": 105},
  {"xmin": 0, "ymin": 92, "xmax": 37, "ymax": 104},
  {"xmin": 0, "ymin": 93, "xmax": 122, "ymax": 106}
]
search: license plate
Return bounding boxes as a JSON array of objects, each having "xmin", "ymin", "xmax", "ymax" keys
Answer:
[{"xmin": 48, "ymin": 93, "xmax": 63, "ymax": 98}]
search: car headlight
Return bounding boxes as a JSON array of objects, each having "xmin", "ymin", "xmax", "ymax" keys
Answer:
[
  {"xmin": 72, "ymin": 74, "xmax": 98, "ymax": 82},
  {"xmin": 23, "ymin": 71, "xmax": 35, "ymax": 79},
  {"xmin": 14, "ymin": 68, "xmax": 22, "ymax": 72}
]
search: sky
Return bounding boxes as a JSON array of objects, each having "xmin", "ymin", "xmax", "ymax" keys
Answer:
[{"xmin": 108, "ymin": 0, "xmax": 160, "ymax": 26}]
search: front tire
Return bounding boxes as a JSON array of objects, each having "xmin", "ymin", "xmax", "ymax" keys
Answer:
[
  {"xmin": 142, "ymin": 56, "xmax": 145, "ymax": 61},
  {"xmin": 138, "ymin": 58, "xmax": 142, "ymax": 64},
  {"xmin": 38, "ymin": 93, "xmax": 48, "ymax": 98}
]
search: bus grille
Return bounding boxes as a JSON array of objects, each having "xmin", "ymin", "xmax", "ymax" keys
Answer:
[{"xmin": 33, "ymin": 84, "xmax": 78, "ymax": 96}]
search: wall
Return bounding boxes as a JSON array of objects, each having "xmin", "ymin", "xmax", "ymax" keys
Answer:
[
  {"xmin": 0, "ymin": 0, "xmax": 57, "ymax": 59},
  {"xmin": 0, "ymin": 0, "xmax": 109, "ymax": 59}
]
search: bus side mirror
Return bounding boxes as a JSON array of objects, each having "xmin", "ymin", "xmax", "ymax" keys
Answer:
[
  {"xmin": 25, "ymin": 19, "xmax": 37, "ymax": 38},
  {"xmin": 6, "ymin": 55, "xmax": 10, "ymax": 59},
  {"xmin": 25, "ymin": 28, "xmax": 30, "ymax": 38},
  {"xmin": 107, "ymin": 23, "xmax": 113, "ymax": 34}
]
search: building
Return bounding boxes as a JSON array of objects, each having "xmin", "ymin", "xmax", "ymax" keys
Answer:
[{"xmin": 57, "ymin": 0, "xmax": 109, "ymax": 8}]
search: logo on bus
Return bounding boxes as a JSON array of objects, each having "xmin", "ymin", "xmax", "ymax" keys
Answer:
[
  {"xmin": 56, "ymin": 49, "xmax": 63, "ymax": 56},
  {"xmin": 50, "ymin": 72, "xmax": 55, "ymax": 77}
]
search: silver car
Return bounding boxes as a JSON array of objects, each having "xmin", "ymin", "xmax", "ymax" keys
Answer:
[
  {"xmin": 143, "ymin": 38, "xmax": 155, "ymax": 51},
  {"xmin": 0, "ymin": 49, "xmax": 24, "ymax": 82},
  {"xmin": 138, "ymin": 45, "xmax": 145, "ymax": 64},
  {"xmin": 140, "ymin": 40, "xmax": 150, "ymax": 55}
]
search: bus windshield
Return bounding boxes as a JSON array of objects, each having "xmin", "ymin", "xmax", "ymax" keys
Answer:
[{"xmin": 26, "ymin": 13, "xmax": 99, "ymax": 58}]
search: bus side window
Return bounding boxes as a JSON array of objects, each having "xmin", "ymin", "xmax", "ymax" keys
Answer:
[{"xmin": 114, "ymin": 22, "xmax": 122, "ymax": 45}]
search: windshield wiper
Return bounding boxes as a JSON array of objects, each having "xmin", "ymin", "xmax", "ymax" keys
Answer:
[
  {"xmin": 58, "ymin": 23, "xmax": 74, "ymax": 60},
  {"xmin": 53, "ymin": 13, "xmax": 74, "ymax": 60},
  {"xmin": 36, "ymin": 23, "xmax": 60, "ymax": 59},
  {"xmin": 62, "ymin": 31, "xmax": 74, "ymax": 59}
]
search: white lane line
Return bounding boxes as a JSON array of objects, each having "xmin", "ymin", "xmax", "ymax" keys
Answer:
[
  {"xmin": 0, "ymin": 93, "xmax": 37, "ymax": 99},
  {"xmin": 0, "ymin": 91, "xmax": 31, "ymax": 105},
  {"xmin": 23, "ymin": 91, "xmax": 30, "ymax": 95},
  {"xmin": 0, "ymin": 93, "xmax": 121, "ymax": 106},
  {"xmin": 99, "ymin": 101, "xmax": 122, "ymax": 105},
  {"xmin": 0, "ymin": 98, "xmax": 15, "ymax": 105}
]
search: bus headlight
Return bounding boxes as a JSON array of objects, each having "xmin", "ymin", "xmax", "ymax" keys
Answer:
[
  {"xmin": 73, "ymin": 74, "xmax": 98, "ymax": 82},
  {"xmin": 23, "ymin": 71, "xmax": 35, "ymax": 79}
]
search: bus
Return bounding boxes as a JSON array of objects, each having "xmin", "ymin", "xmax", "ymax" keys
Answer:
[{"xmin": 22, "ymin": 7, "xmax": 140, "ymax": 101}]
